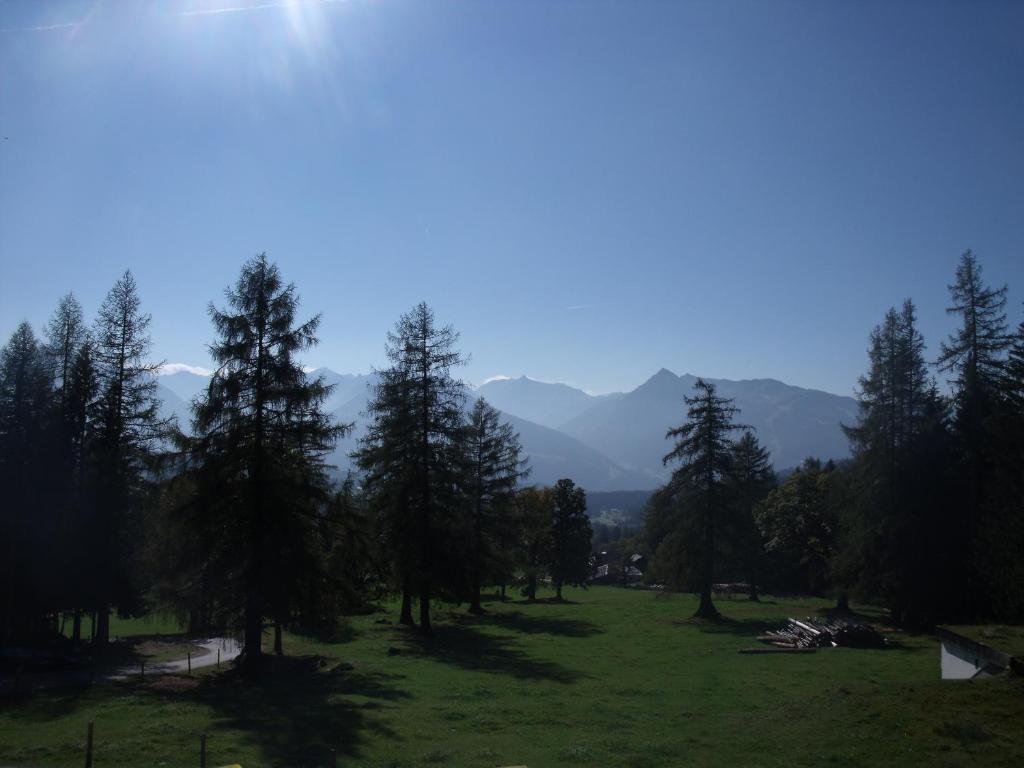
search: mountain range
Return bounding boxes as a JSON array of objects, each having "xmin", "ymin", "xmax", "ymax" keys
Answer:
[{"xmin": 156, "ymin": 367, "xmax": 858, "ymax": 492}]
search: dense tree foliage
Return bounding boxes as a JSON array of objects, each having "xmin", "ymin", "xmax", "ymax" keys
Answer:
[
  {"xmin": 4, "ymin": 247, "xmax": 1023, "ymax": 663},
  {"xmin": 548, "ymin": 478, "xmax": 593, "ymax": 600},
  {"xmin": 171, "ymin": 254, "xmax": 348, "ymax": 672},
  {"xmin": 462, "ymin": 397, "xmax": 529, "ymax": 613},
  {"xmin": 661, "ymin": 379, "xmax": 747, "ymax": 618}
]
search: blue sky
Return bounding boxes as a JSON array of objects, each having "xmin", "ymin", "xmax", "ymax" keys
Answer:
[{"xmin": 1, "ymin": 0, "xmax": 1022, "ymax": 396}]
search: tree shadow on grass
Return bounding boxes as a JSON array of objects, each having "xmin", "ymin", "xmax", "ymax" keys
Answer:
[
  {"xmin": 675, "ymin": 616, "xmax": 779, "ymax": 638},
  {"xmin": 401, "ymin": 623, "xmax": 586, "ymax": 684},
  {"xmin": 482, "ymin": 610, "xmax": 603, "ymax": 639},
  {"xmin": 179, "ymin": 656, "xmax": 408, "ymax": 766}
]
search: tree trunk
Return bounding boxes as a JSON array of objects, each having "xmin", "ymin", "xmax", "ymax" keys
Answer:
[
  {"xmin": 95, "ymin": 604, "xmax": 110, "ymax": 647},
  {"xmin": 243, "ymin": 591, "xmax": 262, "ymax": 675},
  {"xmin": 500, "ymin": 583, "xmax": 506, "ymax": 601},
  {"xmin": 556, "ymin": 580, "xmax": 563, "ymax": 601},
  {"xmin": 399, "ymin": 572, "xmax": 414, "ymax": 626},
  {"xmin": 469, "ymin": 566, "xmax": 483, "ymax": 614},
  {"xmin": 749, "ymin": 575, "xmax": 760, "ymax": 602},
  {"xmin": 527, "ymin": 575, "xmax": 537, "ymax": 602},
  {"xmin": 72, "ymin": 609, "xmax": 82, "ymax": 644},
  {"xmin": 836, "ymin": 592, "xmax": 850, "ymax": 612},
  {"xmin": 694, "ymin": 483, "xmax": 720, "ymax": 620},
  {"xmin": 418, "ymin": 591, "xmax": 432, "ymax": 636},
  {"xmin": 274, "ymin": 619, "xmax": 283, "ymax": 656}
]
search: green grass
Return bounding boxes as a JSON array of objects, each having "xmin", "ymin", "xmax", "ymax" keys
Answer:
[
  {"xmin": 60, "ymin": 612, "xmax": 188, "ymax": 641},
  {"xmin": 3, "ymin": 587, "xmax": 1024, "ymax": 768}
]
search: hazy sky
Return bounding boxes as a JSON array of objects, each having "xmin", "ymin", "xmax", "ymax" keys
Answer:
[{"xmin": 1, "ymin": 0, "xmax": 1022, "ymax": 396}]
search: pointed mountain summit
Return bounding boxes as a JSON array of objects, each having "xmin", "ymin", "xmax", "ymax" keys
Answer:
[
  {"xmin": 476, "ymin": 375, "xmax": 607, "ymax": 429},
  {"xmin": 560, "ymin": 368, "xmax": 856, "ymax": 481}
]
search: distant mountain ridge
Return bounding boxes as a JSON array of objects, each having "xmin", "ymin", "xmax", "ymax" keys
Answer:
[{"xmin": 156, "ymin": 365, "xmax": 857, "ymax": 491}]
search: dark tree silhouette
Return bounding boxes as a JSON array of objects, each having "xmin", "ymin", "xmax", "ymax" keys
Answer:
[
  {"xmin": 89, "ymin": 271, "xmax": 168, "ymax": 646},
  {"xmin": 183, "ymin": 254, "xmax": 348, "ymax": 673},
  {"xmin": 936, "ymin": 251, "xmax": 1011, "ymax": 618},
  {"xmin": 664, "ymin": 378, "xmax": 746, "ymax": 619},
  {"xmin": 358, "ymin": 303, "xmax": 466, "ymax": 635},
  {"xmin": 463, "ymin": 397, "xmax": 529, "ymax": 613},
  {"xmin": 0, "ymin": 323, "xmax": 53, "ymax": 643},
  {"xmin": 549, "ymin": 478, "xmax": 592, "ymax": 601},
  {"xmin": 727, "ymin": 431, "xmax": 774, "ymax": 601},
  {"xmin": 515, "ymin": 486, "xmax": 553, "ymax": 601}
]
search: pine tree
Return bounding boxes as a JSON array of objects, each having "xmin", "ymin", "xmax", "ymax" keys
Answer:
[
  {"xmin": 359, "ymin": 303, "xmax": 466, "ymax": 635},
  {"xmin": 843, "ymin": 299, "xmax": 955, "ymax": 626},
  {"xmin": 0, "ymin": 323, "xmax": 54, "ymax": 643},
  {"xmin": 664, "ymin": 378, "xmax": 746, "ymax": 619},
  {"xmin": 462, "ymin": 397, "xmax": 529, "ymax": 613},
  {"xmin": 43, "ymin": 294, "xmax": 89, "ymax": 637},
  {"xmin": 357, "ymin": 365, "xmax": 420, "ymax": 626},
  {"xmin": 65, "ymin": 337, "xmax": 98, "ymax": 643},
  {"xmin": 549, "ymin": 478, "xmax": 593, "ymax": 601},
  {"xmin": 936, "ymin": 251, "xmax": 1010, "ymax": 618},
  {"xmin": 89, "ymin": 271, "xmax": 168, "ymax": 646},
  {"xmin": 184, "ymin": 254, "xmax": 348, "ymax": 673},
  {"xmin": 982, "ymin": 311, "xmax": 1024, "ymax": 620}
]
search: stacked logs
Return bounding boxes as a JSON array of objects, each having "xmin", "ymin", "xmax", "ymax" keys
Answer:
[{"xmin": 759, "ymin": 617, "xmax": 887, "ymax": 649}]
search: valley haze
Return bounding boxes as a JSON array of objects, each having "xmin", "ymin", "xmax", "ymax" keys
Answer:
[{"xmin": 158, "ymin": 365, "xmax": 856, "ymax": 492}]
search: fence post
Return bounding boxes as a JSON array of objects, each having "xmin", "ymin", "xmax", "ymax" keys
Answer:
[
  {"xmin": 188, "ymin": 651, "xmax": 192, "ymax": 674},
  {"xmin": 140, "ymin": 661, "xmax": 145, "ymax": 682},
  {"xmin": 200, "ymin": 734, "xmax": 207, "ymax": 768},
  {"xmin": 217, "ymin": 649, "xmax": 220, "ymax": 668},
  {"xmin": 85, "ymin": 721, "xmax": 94, "ymax": 768}
]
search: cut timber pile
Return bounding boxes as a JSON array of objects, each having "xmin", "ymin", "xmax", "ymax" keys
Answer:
[{"xmin": 759, "ymin": 617, "xmax": 887, "ymax": 650}]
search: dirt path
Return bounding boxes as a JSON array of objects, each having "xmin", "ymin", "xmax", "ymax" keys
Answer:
[{"xmin": 107, "ymin": 637, "xmax": 241, "ymax": 680}]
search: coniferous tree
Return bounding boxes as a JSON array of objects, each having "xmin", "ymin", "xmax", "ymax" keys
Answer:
[
  {"xmin": 664, "ymin": 378, "xmax": 745, "ymax": 619},
  {"xmin": 843, "ymin": 300, "xmax": 956, "ymax": 626},
  {"xmin": 88, "ymin": 272, "xmax": 167, "ymax": 646},
  {"xmin": 359, "ymin": 303, "xmax": 466, "ymax": 635},
  {"xmin": 179, "ymin": 254, "xmax": 347, "ymax": 672},
  {"xmin": 64, "ymin": 337, "xmax": 98, "ymax": 643},
  {"xmin": 548, "ymin": 478, "xmax": 593, "ymax": 601},
  {"xmin": 936, "ymin": 251, "xmax": 1011, "ymax": 618},
  {"xmin": 0, "ymin": 323, "xmax": 54, "ymax": 643},
  {"xmin": 982, "ymin": 310, "xmax": 1024, "ymax": 620},
  {"xmin": 462, "ymin": 397, "xmax": 529, "ymax": 613},
  {"xmin": 43, "ymin": 294, "xmax": 89, "ymax": 639},
  {"xmin": 357, "ymin": 365, "xmax": 419, "ymax": 626}
]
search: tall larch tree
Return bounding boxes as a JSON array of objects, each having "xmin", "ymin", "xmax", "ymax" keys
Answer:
[
  {"xmin": 936, "ymin": 251, "xmax": 1010, "ymax": 617},
  {"xmin": 359, "ymin": 303, "xmax": 466, "ymax": 635},
  {"xmin": 0, "ymin": 323, "xmax": 54, "ymax": 643},
  {"xmin": 664, "ymin": 378, "xmax": 746, "ymax": 619},
  {"xmin": 183, "ymin": 254, "xmax": 348, "ymax": 673},
  {"xmin": 89, "ymin": 271, "xmax": 167, "ymax": 647},
  {"xmin": 843, "ymin": 299, "xmax": 955, "ymax": 626}
]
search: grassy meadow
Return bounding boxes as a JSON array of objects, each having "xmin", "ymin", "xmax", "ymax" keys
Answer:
[{"xmin": 2, "ymin": 587, "xmax": 1023, "ymax": 768}]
